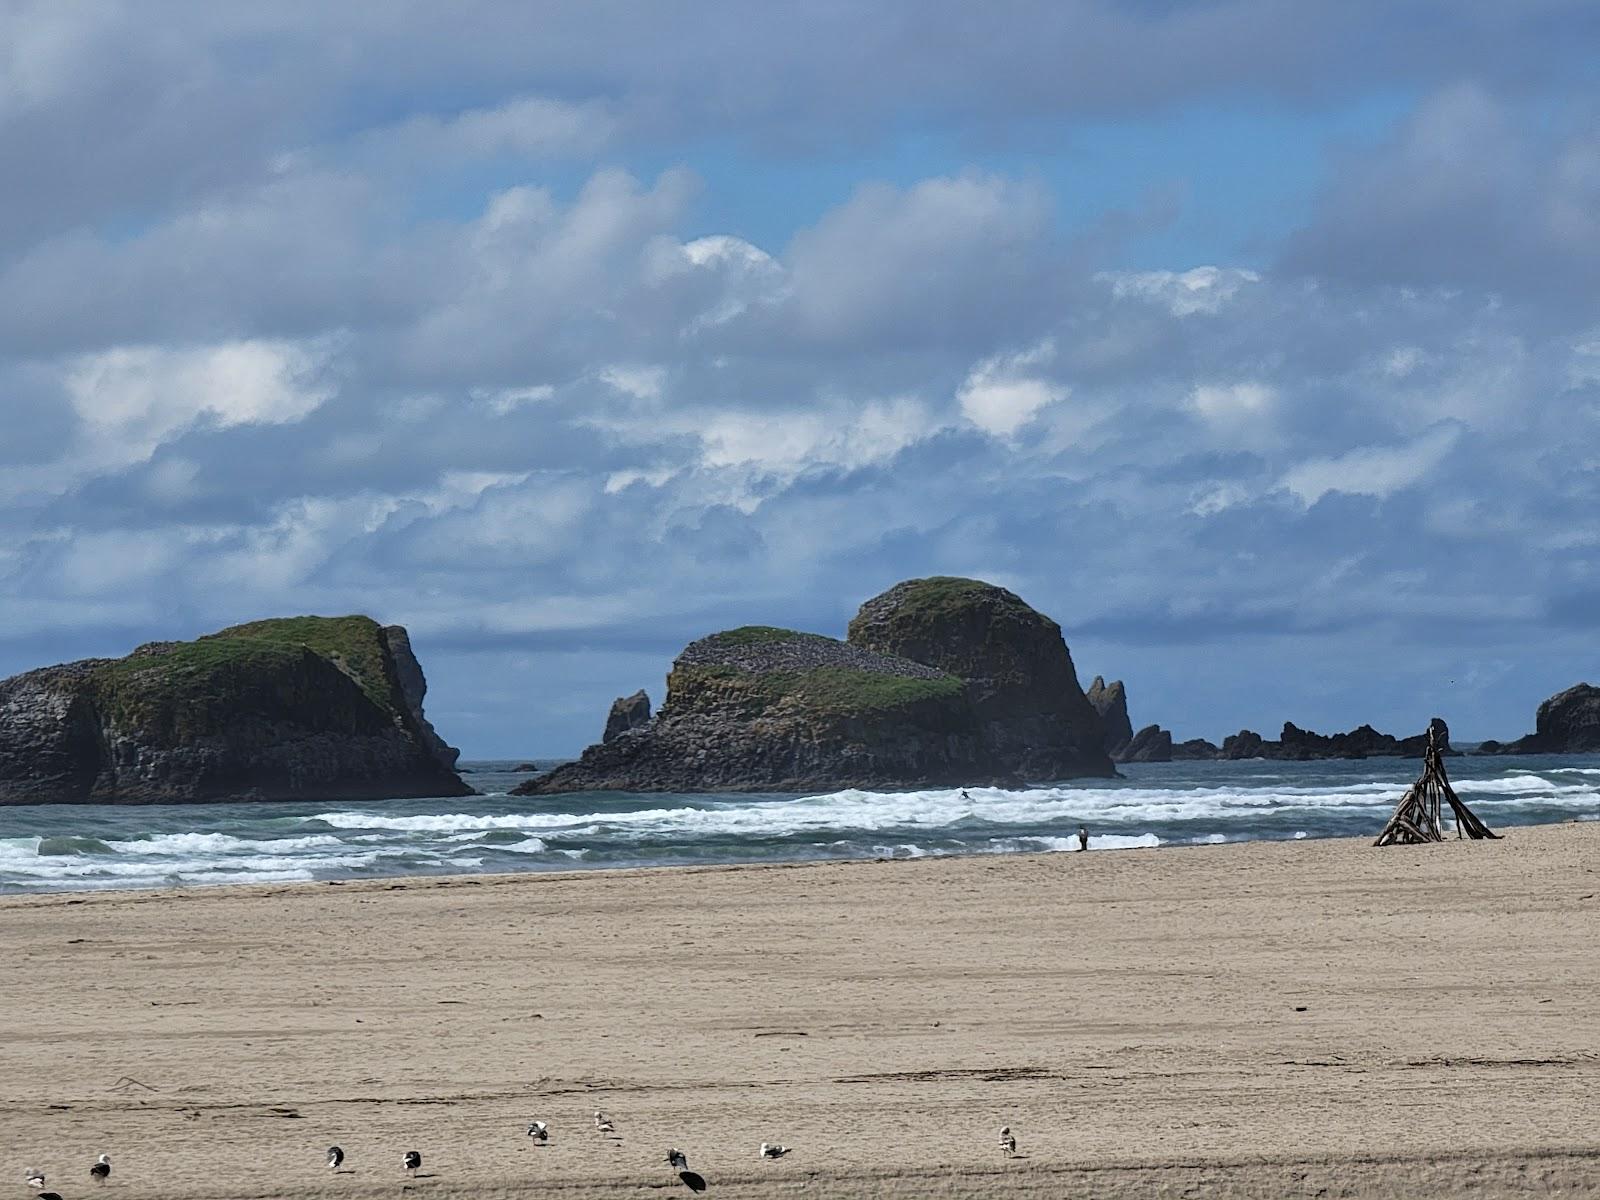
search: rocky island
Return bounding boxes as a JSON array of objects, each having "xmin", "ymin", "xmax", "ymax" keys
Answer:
[
  {"xmin": 1477, "ymin": 683, "xmax": 1600, "ymax": 754},
  {"xmin": 519, "ymin": 577, "xmax": 1114, "ymax": 794},
  {"xmin": 0, "ymin": 616, "xmax": 471, "ymax": 805}
]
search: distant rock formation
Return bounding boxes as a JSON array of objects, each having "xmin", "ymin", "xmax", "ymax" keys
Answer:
[
  {"xmin": 602, "ymin": 690, "xmax": 652, "ymax": 743},
  {"xmin": 0, "ymin": 616, "xmax": 472, "ymax": 805},
  {"xmin": 520, "ymin": 577, "xmax": 1115, "ymax": 795},
  {"xmin": 517, "ymin": 626, "xmax": 987, "ymax": 794},
  {"xmin": 1086, "ymin": 676, "xmax": 1133, "ymax": 756},
  {"xmin": 1171, "ymin": 737, "xmax": 1221, "ymax": 760},
  {"xmin": 1477, "ymin": 684, "xmax": 1600, "ymax": 754},
  {"xmin": 1119, "ymin": 724, "xmax": 1172, "ymax": 763},
  {"xmin": 1216, "ymin": 718, "xmax": 1454, "ymax": 760},
  {"xmin": 847, "ymin": 578, "xmax": 1112, "ymax": 783}
]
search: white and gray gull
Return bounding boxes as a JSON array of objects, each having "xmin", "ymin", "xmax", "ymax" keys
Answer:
[
  {"xmin": 527, "ymin": 1120, "xmax": 549, "ymax": 1143},
  {"xmin": 403, "ymin": 1150, "xmax": 422, "ymax": 1177},
  {"xmin": 760, "ymin": 1142, "xmax": 791, "ymax": 1158},
  {"xmin": 327, "ymin": 1145, "xmax": 344, "ymax": 1170},
  {"xmin": 593, "ymin": 1111, "xmax": 616, "ymax": 1134},
  {"xmin": 90, "ymin": 1154, "xmax": 111, "ymax": 1182},
  {"xmin": 25, "ymin": 1169, "xmax": 45, "ymax": 1189}
]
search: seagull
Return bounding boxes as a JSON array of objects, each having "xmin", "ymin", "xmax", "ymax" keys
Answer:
[
  {"xmin": 403, "ymin": 1150, "xmax": 422, "ymax": 1177},
  {"xmin": 594, "ymin": 1110, "xmax": 616, "ymax": 1134},
  {"xmin": 527, "ymin": 1120, "xmax": 549, "ymax": 1144},
  {"xmin": 90, "ymin": 1154, "xmax": 112, "ymax": 1182},
  {"xmin": 666, "ymin": 1148, "xmax": 688, "ymax": 1170},
  {"xmin": 999, "ymin": 1126, "xmax": 1017, "ymax": 1157},
  {"xmin": 760, "ymin": 1142, "xmax": 790, "ymax": 1158},
  {"xmin": 327, "ymin": 1145, "xmax": 345, "ymax": 1170},
  {"xmin": 26, "ymin": 1169, "xmax": 45, "ymax": 1189}
]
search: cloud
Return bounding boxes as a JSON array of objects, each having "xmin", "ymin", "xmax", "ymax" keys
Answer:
[
  {"xmin": 1280, "ymin": 426, "xmax": 1461, "ymax": 506},
  {"xmin": 958, "ymin": 342, "xmax": 1067, "ymax": 437}
]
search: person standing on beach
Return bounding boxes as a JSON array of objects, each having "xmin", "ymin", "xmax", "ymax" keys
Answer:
[{"xmin": 1077, "ymin": 825, "xmax": 1088, "ymax": 851}]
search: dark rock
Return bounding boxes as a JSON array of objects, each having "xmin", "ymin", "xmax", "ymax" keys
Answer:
[
  {"xmin": 511, "ymin": 762, "xmax": 541, "ymax": 773},
  {"xmin": 0, "ymin": 616, "xmax": 472, "ymax": 805},
  {"xmin": 518, "ymin": 626, "xmax": 992, "ymax": 794},
  {"xmin": 1086, "ymin": 676, "xmax": 1133, "ymax": 756},
  {"xmin": 846, "ymin": 578, "xmax": 1113, "ymax": 782},
  {"xmin": 521, "ymin": 578, "xmax": 1116, "ymax": 795},
  {"xmin": 1221, "ymin": 717, "xmax": 1453, "ymax": 761},
  {"xmin": 602, "ymin": 690, "xmax": 652, "ymax": 743},
  {"xmin": 1222, "ymin": 729, "xmax": 1266, "ymax": 759},
  {"xmin": 1118, "ymin": 724, "xmax": 1172, "ymax": 763},
  {"xmin": 1477, "ymin": 683, "xmax": 1600, "ymax": 754},
  {"xmin": 1171, "ymin": 738, "xmax": 1221, "ymax": 760}
]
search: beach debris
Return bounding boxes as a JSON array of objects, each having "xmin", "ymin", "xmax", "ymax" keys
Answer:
[
  {"xmin": 594, "ymin": 1110, "xmax": 617, "ymax": 1135},
  {"xmin": 527, "ymin": 1120, "xmax": 549, "ymax": 1143},
  {"xmin": 26, "ymin": 1168, "xmax": 45, "ymax": 1189},
  {"xmin": 109, "ymin": 1075, "xmax": 159, "ymax": 1092},
  {"xmin": 403, "ymin": 1150, "xmax": 422, "ymax": 1177},
  {"xmin": 667, "ymin": 1148, "xmax": 688, "ymax": 1170},
  {"xmin": 1374, "ymin": 726, "xmax": 1497, "ymax": 846},
  {"xmin": 760, "ymin": 1142, "xmax": 790, "ymax": 1158},
  {"xmin": 999, "ymin": 1126, "xmax": 1017, "ymax": 1157},
  {"xmin": 327, "ymin": 1145, "xmax": 344, "ymax": 1170},
  {"xmin": 90, "ymin": 1154, "xmax": 111, "ymax": 1181}
]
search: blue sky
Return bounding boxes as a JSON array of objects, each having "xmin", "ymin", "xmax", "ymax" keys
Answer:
[{"xmin": 2, "ymin": 2, "xmax": 1599, "ymax": 755}]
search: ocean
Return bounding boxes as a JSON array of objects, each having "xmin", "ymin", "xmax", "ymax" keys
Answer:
[{"xmin": 2, "ymin": 754, "xmax": 1597, "ymax": 894}]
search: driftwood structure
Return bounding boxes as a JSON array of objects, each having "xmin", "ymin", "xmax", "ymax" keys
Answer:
[{"xmin": 1374, "ymin": 726, "xmax": 1498, "ymax": 846}]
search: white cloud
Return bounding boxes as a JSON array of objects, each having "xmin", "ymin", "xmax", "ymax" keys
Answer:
[
  {"xmin": 1103, "ymin": 266, "xmax": 1261, "ymax": 316},
  {"xmin": 1280, "ymin": 426, "xmax": 1460, "ymax": 506},
  {"xmin": 1189, "ymin": 381, "xmax": 1275, "ymax": 422},
  {"xmin": 62, "ymin": 338, "xmax": 333, "ymax": 471},
  {"xmin": 958, "ymin": 341, "xmax": 1066, "ymax": 437}
]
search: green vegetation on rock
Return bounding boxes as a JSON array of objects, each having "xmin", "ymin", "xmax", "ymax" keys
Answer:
[
  {"xmin": 88, "ymin": 616, "xmax": 401, "ymax": 740},
  {"xmin": 671, "ymin": 661, "xmax": 963, "ymax": 718}
]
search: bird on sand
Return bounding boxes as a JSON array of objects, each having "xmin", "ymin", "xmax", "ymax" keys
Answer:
[
  {"xmin": 403, "ymin": 1150, "xmax": 422, "ymax": 1177},
  {"xmin": 593, "ymin": 1110, "xmax": 616, "ymax": 1134},
  {"xmin": 527, "ymin": 1120, "xmax": 549, "ymax": 1144},
  {"xmin": 326, "ymin": 1145, "xmax": 345, "ymax": 1170},
  {"xmin": 999, "ymin": 1126, "xmax": 1017, "ymax": 1157},
  {"xmin": 760, "ymin": 1143, "xmax": 790, "ymax": 1158},
  {"xmin": 25, "ymin": 1169, "xmax": 45, "ymax": 1189},
  {"xmin": 90, "ymin": 1154, "xmax": 112, "ymax": 1182},
  {"xmin": 666, "ymin": 1148, "xmax": 688, "ymax": 1170}
]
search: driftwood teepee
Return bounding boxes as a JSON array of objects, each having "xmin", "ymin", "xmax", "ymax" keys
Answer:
[{"xmin": 1374, "ymin": 725, "xmax": 1498, "ymax": 846}]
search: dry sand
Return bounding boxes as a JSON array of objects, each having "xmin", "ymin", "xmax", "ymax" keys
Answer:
[{"xmin": 4, "ymin": 822, "xmax": 1599, "ymax": 1198}]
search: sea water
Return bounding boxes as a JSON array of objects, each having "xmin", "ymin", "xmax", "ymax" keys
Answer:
[{"xmin": 1, "ymin": 755, "xmax": 1596, "ymax": 893}]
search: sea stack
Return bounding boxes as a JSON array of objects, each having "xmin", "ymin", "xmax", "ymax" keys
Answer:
[
  {"xmin": 0, "ymin": 616, "xmax": 471, "ymax": 805},
  {"xmin": 846, "ymin": 577, "xmax": 1112, "ymax": 783},
  {"xmin": 1478, "ymin": 684, "xmax": 1600, "ymax": 754},
  {"xmin": 1086, "ymin": 676, "xmax": 1133, "ymax": 756},
  {"xmin": 520, "ymin": 577, "xmax": 1113, "ymax": 795}
]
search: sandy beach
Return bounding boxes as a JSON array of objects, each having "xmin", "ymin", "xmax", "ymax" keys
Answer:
[{"xmin": 4, "ymin": 823, "xmax": 1598, "ymax": 1198}]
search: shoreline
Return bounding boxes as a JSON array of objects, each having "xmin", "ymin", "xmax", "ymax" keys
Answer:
[
  {"xmin": 2, "ymin": 804, "xmax": 1595, "ymax": 903},
  {"xmin": 6, "ymin": 823, "xmax": 1599, "ymax": 1197}
]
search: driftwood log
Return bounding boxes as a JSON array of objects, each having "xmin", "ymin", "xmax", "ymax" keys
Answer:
[{"xmin": 1374, "ymin": 726, "xmax": 1497, "ymax": 845}]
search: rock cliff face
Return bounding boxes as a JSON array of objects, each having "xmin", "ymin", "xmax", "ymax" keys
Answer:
[
  {"xmin": 1119, "ymin": 724, "xmax": 1172, "ymax": 763},
  {"xmin": 1086, "ymin": 676, "xmax": 1133, "ymax": 755},
  {"xmin": 602, "ymin": 690, "xmax": 652, "ymax": 743},
  {"xmin": 522, "ymin": 578, "xmax": 1115, "ymax": 794},
  {"xmin": 1477, "ymin": 684, "xmax": 1600, "ymax": 754},
  {"xmin": 0, "ymin": 616, "xmax": 471, "ymax": 805},
  {"xmin": 846, "ymin": 578, "xmax": 1112, "ymax": 782},
  {"xmin": 518, "ymin": 627, "xmax": 985, "ymax": 794}
]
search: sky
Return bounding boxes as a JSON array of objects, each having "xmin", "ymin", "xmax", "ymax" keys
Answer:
[{"xmin": 3, "ymin": 1, "xmax": 1599, "ymax": 756}]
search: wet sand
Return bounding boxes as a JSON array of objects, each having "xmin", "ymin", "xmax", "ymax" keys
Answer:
[{"xmin": 4, "ymin": 822, "xmax": 1598, "ymax": 1197}]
